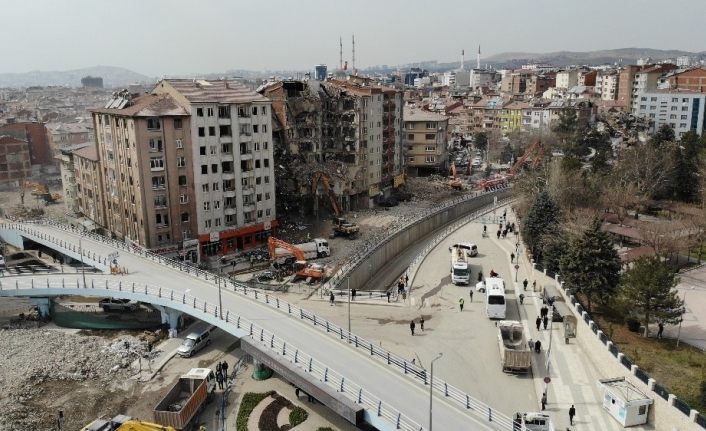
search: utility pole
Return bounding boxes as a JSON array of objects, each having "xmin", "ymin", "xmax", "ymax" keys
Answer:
[
  {"xmin": 429, "ymin": 353, "xmax": 443, "ymax": 431},
  {"xmin": 218, "ymin": 277, "xmax": 223, "ymax": 320},
  {"xmin": 544, "ymin": 307, "xmax": 554, "ymax": 401},
  {"xmin": 347, "ymin": 276, "xmax": 351, "ymax": 335},
  {"xmin": 79, "ymin": 236, "xmax": 86, "ymax": 288}
]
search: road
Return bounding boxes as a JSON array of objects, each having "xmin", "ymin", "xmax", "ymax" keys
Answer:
[{"xmin": 0, "ymin": 222, "xmax": 506, "ymax": 430}]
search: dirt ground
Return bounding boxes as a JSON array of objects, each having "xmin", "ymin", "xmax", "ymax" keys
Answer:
[{"xmin": 0, "ymin": 182, "xmax": 68, "ymax": 222}]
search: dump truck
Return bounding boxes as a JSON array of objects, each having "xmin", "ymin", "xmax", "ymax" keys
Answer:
[
  {"xmin": 497, "ymin": 320, "xmax": 532, "ymax": 373},
  {"xmin": 153, "ymin": 368, "xmax": 216, "ymax": 430},
  {"xmin": 332, "ymin": 217, "xmax": 360, "ymax": 239},
  {"xmin": 272, "ymin": 238, "xmax": 331, "ymax": 263}
]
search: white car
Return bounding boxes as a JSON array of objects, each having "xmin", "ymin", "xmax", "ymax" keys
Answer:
[{"xmin": 448, "ymin": 242, "xmax": 478, "ymax": 257}]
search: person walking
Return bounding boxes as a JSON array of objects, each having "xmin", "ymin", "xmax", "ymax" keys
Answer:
[
  {"xmin": 497, "ymin": 229, "xmax": 501, "ymax": 239},
  {"xmin": 216, "ymin": 362, "xmax": 222, "ymax": 374},
  {"xmin": 329, "ymin": 291, "xmax": 335, "ymax": 306},
  {"xmin": 478, "ymin": 271, "xmax": 483, "ymax": 282},
  {"xmin": 519, "ymin": 293, "xmax": 525, "ymax": 304},
  {"xmin": 541, "ymin": 392, "xmax": 547, "ymax": 410},
  {"xmin": 543, "ymin": 315, "xmax": 549, "ymax": 330},
  {"xmin": 510, "ymin": 252, "xmax": 515, "ymax": 263},
  {"xmin": 216, "ymin": 369, "xmax": 224, "ymax": 390},
  {"xmin": 569, "ymin": 404, "xmax": 576, "ymax": 425},
  {"xmin": 420, "ymin": 316, "xmax": 425, "ymax": 331},
  {"xmin": 523, "ymin": 279, "xmax": 528, "ymax": 291},
  {"xmin": 658, "ymin": 322, "xmax": 664, "ymax": 339},
  {"xmin": 410, "ymin": 320, "xmax": 416, "ymax": 336},
  {"xmin": 222, "ymin": 361, "xmax": 229, "ymax": 382},
  {"xmin": 386, "ymin": 291, "xmax": 391, "ymax": 303},
  {"xmin": 532, "ymin": 280, "xmax": 537, "ymax": 291},
  {"xmin": 540, "ymin": 305, "xmax": 548, "ymax": 318},
  {"xmin": 534, "ymin": 339, "xmax": 542, "ymax": 353},
  {"xmin": 536, "ymin": 316, "xmax": 542, "ymax": 331},
  {"xmin": 459, "ymin": 298, "xmax": 465, "ymax": 311},
  {"xmin": 469, "ymin": 289, "xmax": 474, "ymax": 302}
]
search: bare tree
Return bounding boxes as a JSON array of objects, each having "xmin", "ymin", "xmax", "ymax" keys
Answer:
[{"xmin": 613, "ymin": 143, "xmax": 673, "ymax": 199}]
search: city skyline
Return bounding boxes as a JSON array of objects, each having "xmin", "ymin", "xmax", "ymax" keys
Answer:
[{"xmin": 2, "ymin": 0, "xmax": 706, "ymax": 76}]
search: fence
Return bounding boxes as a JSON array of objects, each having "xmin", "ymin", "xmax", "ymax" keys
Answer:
[{"xmin": 0, "ymin": 220, "xmax": 522, "ymax": 430}]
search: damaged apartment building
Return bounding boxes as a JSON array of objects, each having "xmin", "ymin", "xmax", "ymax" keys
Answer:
[{"xmin": 259, "ymin": 79, "xmax": 404, "ymax": 217}]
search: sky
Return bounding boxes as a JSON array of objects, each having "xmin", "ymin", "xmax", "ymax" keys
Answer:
[{"xmin": 2, "ymin": 0, "xmax": 706, "ymax": 76}]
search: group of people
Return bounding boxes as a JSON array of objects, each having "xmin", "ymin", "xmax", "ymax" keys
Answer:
[
  {"xmin": 215, "ymin": 360, "xmax": 229, "ymax": 390},
  {"xmin": 409, "ymin": 316, "xmax": 425, "ymax": 335}
]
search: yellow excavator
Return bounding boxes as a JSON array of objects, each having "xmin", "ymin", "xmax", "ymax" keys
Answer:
[
  {"xmin": 20, "ymin": 180, "xmax": 61, "ymax": 205},
  {"xmin": 81, "ymin": 415, "xmax": 176, "ymax": 431}
]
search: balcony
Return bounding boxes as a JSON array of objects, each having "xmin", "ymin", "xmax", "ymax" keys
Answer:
[
  {"xmin": 222, "ymin": 172, "xmax": 235, "ymax": 181},
  {"xmin": 243, "ymin": 202, "xmax": 256, "ymax": 212},
  {"xmin": 242, "ymin": 186, "xmax": 255, "ymax": 195},
  {"xmin": 224, "ymin": 207, "xmax": 237, "ymax": 216}
]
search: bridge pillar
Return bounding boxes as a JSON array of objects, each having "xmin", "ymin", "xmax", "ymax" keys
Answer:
[
  {"xmin": 151, "ymin": 305, "xmax": 183, "ymax": 330},
  {"xmin": 252, "ymin": 359, "xmax": 273, "ymax": 381},
  {"xmin": 29, "ymin": 297, "xmax": 52, "ymax": 319}
]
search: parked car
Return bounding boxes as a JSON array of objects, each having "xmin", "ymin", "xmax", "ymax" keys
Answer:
[
  {"xmin": 177, "ymin": 325, "xmax": 215, "ymax": 358},
  {"xmin": 99, "ymin": 298, "xmax": 139, "ymax": 312}
]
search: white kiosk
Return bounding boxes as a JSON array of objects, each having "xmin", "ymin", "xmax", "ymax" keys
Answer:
[{"xmin": 597, "ymin": 377, "xmax": 653, "ymax": 427}]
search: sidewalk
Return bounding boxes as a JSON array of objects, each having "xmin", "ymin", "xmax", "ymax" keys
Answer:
[{"xmin": 491, "ymin": 207, "xmax": 650, "ymax": 431}]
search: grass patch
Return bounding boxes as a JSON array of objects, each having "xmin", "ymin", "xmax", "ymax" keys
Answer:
[
  {"xmin": 595, "ymin": 313, "xmax": 706, "ymax": 410},
  {"xmin": 236, "ymin": 391, "xmax": 275, "ymax": 431},
  {"xmin": 289, "ymin": 406, "xmax": 308, "ymax": 427}
]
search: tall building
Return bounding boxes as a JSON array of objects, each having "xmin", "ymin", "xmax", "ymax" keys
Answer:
[
  {"xmin": 0, "ymin": 135, "xmax": 31, "ymax": 185},
  {"xmin": 90, "ymin": 92, "xmax": 198, "ymax": 255},
  {"xmin": 404, "ymin": 108, "xmax": 448, "ymax": 176},
  {"xmin": 595, "ymin": 71, "xmax": 619, "ymax": 101},
  {"xmin": 664, "ymin": 68, "xmax": 706, "ymax": 93},
  {"xmin": 635, "ymin": 89, "xmax": 706, "ymax": 139},
  {"xmin": 71, "ymin": 144, "xmax": 107, "ymax": 231},
  {"xmin": 153, "ymin": 79, "xmax": 276, "ymax": 257},
  {"xmin": 630, "ymin": 64, "xmax": 678, "ymax": 113}
]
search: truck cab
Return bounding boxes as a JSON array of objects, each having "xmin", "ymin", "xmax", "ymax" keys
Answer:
[{"xmin": 312, "ymin": 238, "xmax": 330, "ymax": 258}]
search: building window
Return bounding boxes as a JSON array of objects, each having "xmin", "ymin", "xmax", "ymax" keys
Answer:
[
  {"xmin": 201, "ymin": 165, "xmax": 208, "ymax": 175},
  {"xmin": 682, "ymin": 106, "xmax": 689, "ymax": 111},
  {"xmin": 176, "ymin": 156, "xmax": 185, "ymax": 167},
  {"xmin": 263, "ymin": 142, "xmax": 268, "ymax": 150},
  {"xmin": 257, "ymin": 210, "xmax": 263, "ymax": 218},
  {"xmin": 180, "ymin": 194, "xmax": 188, "ymax": 204},
  {"xmin": 174, "ymin": 118, "xmax": 183, "ymax": 129},
  {"xmin": 425, "ymin": 146, "xmax": 436, "ymax": 152},
  {"xmin": 175, "ymin": 139, "xmax": 183, "ymax": 148},
  {"xmin": 222, "ymin": 143, "xmax": 232, "ymax": 154},
  {"xmin": 252, "ymin": 106, "xmax": 258, "ymax": 116},
  {"xmin": 149, "ymin": 138, "xmax": 163, "ymax": 152},
  {"xmin": 671, "ymin": 98, "xmax": 678, "ymax": 103},
  {"xmin": 209, "ymin": 126, "xmax": 216, "ymax": 136},
  {"xmin": 408, "ymin": 157, "xmax": 415, "ymax": 162},
  {"xmin": 203, "ymin": 201, "xmax": 211, "ymax": 211},
  {"xmin": 425, "ymin": 156, "xmax": 435, "ymax": 163},
  {"xmin": 197, "ymin": 108, "xmax": 204, "ymax": 117},
  {"xmin": 147, "ymin": 118, "xmax": 161, "ymax": 130},
  {"xmin": 218, "ymin": 106, "xmax": 230, "ymax": 118},
  {"xmin": 256, "ymin": 194, "xmax": 262, "ymax": 202},
  {"xmin": 150, "ymin": 157, "xmax": 165, "ymax": 170},
  {"xmin": 264, "ymin": 159, "xmax": 269, "ymax": 167},
  {"xmin": 225, "ymin": 214, "xmax": 235, "ymax": 224},
  {"xmin": 154, "ymin": 195, "xmax": 167, "ymax": 207},
  {"xmin": 156, "ymin": 213, "xmax": 169, "ymax": 226},
  {"xmin": 671, "ymin": 106, "xmax": 678, "ymax": 111},
  {"xmin": 178, "ymin": 175, "xmax": 187, "ymax": 186},
  {"xmin": 181, "ymin": 212, "xmax": 189, "ymax": 222},
  {"xmin": 198, "ymin": 127, "xmax": 205, "ymax": 137},
  {"xmin": 266, "ymin": 208, "xmax": 271, "ymax": 216},
  {"xmin": 238, "ymin": 106, "xmax": 248, "ymax": 117},
  {"xmin": 219, "ymin": 125, "xmax": 232, "ymax": 136},
  {"xmin": 265, "ymin": 192, "xmax": 271, "ymax": 200},
  {"xmin": 215, "ymin": 218, "xmax": 221, "ymax": 227},
  {"xmin": 211, "ymin": 163, "xmax": 218, "ymax": 173},
  {"xmin": 207, "ymin": 107, "xmax": 214, "ymax": 117},
  {"xmin": 151, "ymin": 176, "xmax": 165, "ymax": 189},
  {"xmin": 202, "ymin": 184, "xmax": 209, "ymax": 192},
  {"xmin": 407, "ymin": 134, "xmax": 414, "ymax": 140},
  {"xmin": 426, "ymin": 122, "xmax": 436, "ymax": 129},
  {"xmin": 255, "ymin": 160, "xmax": 261, "ymax": 169},
  {"xmin": 425, "ymin": 134, "xmax": 435, "ymax": 140},
  {"xmin": 262, "ymin": 125, "xmax": 267, "ymax": 133},
  {"xmin": 264, "ymin": 175, "xmax": 270, "ymax": 184},
  {"xmin": 261, "ymin": 106, "xmax": 267, "ymax": 115},
  {"xmin": 253, "ymin": 125, "xmax": 259, "ymax": 133},
  {"xmin": 210, "ymin": 145, "xmax": 217, "ymax": 155},
  {"xmin": 212, "ymin": 182, "xmax": 219, "ymax": 191},
  {"xmin": 204, "ymin": 219, "xmax": 211, "ymax": 228},
  {"xmin": 214, "ymin": 200, "xmax": 220, "ymax": 210},
  {"xmin": 670, "ymin": 114, "xmax": 677, "ymax": 119},
  {"xmin": 680, "ymin": 123, "xmax": 688, "ymax": 128}
]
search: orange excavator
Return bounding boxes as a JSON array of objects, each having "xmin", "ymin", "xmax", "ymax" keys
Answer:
[
  {"xmin": 448, "ymin": 162, "xmax": 464, "ymax": 190},
  {"xmin": 311, "ymin": 171, "xmax": 341, "ymax": 216},
  {"xmin": 509, "ymin": 139, "xmax": 542, "ymax": 177},
  {"xmin": 267, "ymin": 237, "xmax": 324, "ymax": 280}
]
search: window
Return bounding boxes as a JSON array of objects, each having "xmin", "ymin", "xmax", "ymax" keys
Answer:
[
  {"xmin": 254, "ymin": 142, "xmax": 260, "ymax": 151},
  {"xmin": 238, "ymin": 106, "xmax": 248, "ymax": 117},
  {"xmin": 197, "ymin": 108, "xmax": 204, "ymax": 117},
  {"xmin": 671, "ymin": 106, "xmax": 678, "ymax": 111},
  {"xmin": 222, "ymin": 161, "xmax": 233, "ymax": 173},
  {"xmin": 649, "ymin": 106, "xmax": 656, "ymax": 110},
  {"xmin": 671, "ymin": 98, "xmax": 678, "ymax": 103},
  {"xmin": 215, "ymin": 218, "xmax": 221, "ymax": 227},
  {"xmin": 207, "ymin": 107, "xmax": 214, "ymax": 117},
  {"xmin": 218, "ymin": 106, "xmax": 230, "ymax": 118},
  {"xmin": 264, "ymin": 175, "xmax": 270, "ymax": 184},
  {"xmin": 257, "ymin": 210, "xmax": 263, "ymax": 218},
  {"xmin": 681, "ymin": 115, "xmax": 688, "ymax": 120},
  {"xmin": 252, "ymin": 106, "xmax": 258, "ymax": 115},
  {"xmin": 409, "ymin": 157, "xmax": 415, "ymax": 162},
  {"xmin": 178, "ymin": 175, "xmax": 187, "ymax": 186},
  {"xmin": 211, "ymin": 164, "xmax": 218, "ymax": 173},
  {"xmin": 263, "ymin": 142, "xmax": 269, "ymax": 150},
  {"xmin": 150, "ymin": 157, "xmax": 164, "ymax": 170},
  {"xmin": 255, "ymin": 160, "xmax": 261, "ymax": 169},
  {"xmin": 407, "ymin": 134, "xmax": 414, "ymax": 140},
  {"xmin": 202, "ymin": 184, "xmax": 209, "ymax": 192},
  {"xmin": 426, "ymin": 122, "xmax": 435, "ymax": 129},
  {"xmin": 256, "ymin": 177, "xmax": 261, "ymax": 185},
  {"xmin": 175, "ymin": 139, "xmax": 183, "ymax": 148},
  {"xmin": 682, "ymin": 106, "xmax": 689, "ymax": 111},
  {"xmin": 154, "ymin": 195, "xmax": 167, "ymax": 207},
  {"xmin": 266, "ymin": 209, "xmax": 271, "ymax": 216},
  {"xmin": 147, "ymin": 118, "xmax": 161, "ymax": 130},
  {"xmin": 670, "ymin": 114, "xmax": 677, "ymax": 119},
  {"xmin": 209, "ymin": 126, "xmax": 216, "ymax": 136},
  {"xmin": 265, "ymin": 192, "xmax": 271, "ymax": 200},
  {"xmin": 425, "ymin": 156, "xmax": 435, "ymax": 163},
  {"xmin": 151, "ymin": 176, "xmax": 165, "ymax": 189},
  {"xmin": 199, "ymin": 146, "xmax": 206, "ymax": 156},
  {"xmin": 180, "ymin": 194, "xmax": 188, "ymax": 204},
  {"xmin": 210, "ymin": 145, "xmax": 217, "ymax": 155},
  {"xmin": 149, "ymin": 138, "xmax": 163, "ymax": 152},
  {"xmin": 176, "ymin": 156, "xmax": 185, "ymax": 167},
  {"xmin": 425, "ymin": 146, "xmax": 436, "ymax": 152},
  {"xmin": 683, "ymin": 98, "xmax": 689, "ymax": 103},
  {"xmin": 253, "ymin": 125, "xmax": 259, "ymax": 133},
  {"xmin": 650, "ymin": 97, "xmax": 657, "ymax": 102},
  {"xmin": 201, "ymin": 165, "xmax": 208, "ymax": 175},
  {"xmin": 425, "ymin": 134, "xmax": 435, "ymax": 140},
  {"xmin": 261, "ymin": 106, "xmax": 267, "ymax": 115},
  {"xmin": 204, "ymin": 219, "xmax": 211, "ymax": 228},
  {"xmin": 264, "ymin": 159, "xmax": 269, "ymax": 167},
  {"xmin": 256, "ymin": 193, "xmax": 262, "ymax": 202},
  {"xmin": 174, "ymin": 118, "xmax": 183, "ymax": 129},
  {"xmin": 155, "ymin": 214, "xmax": 168, "ymax": 226},
  {"xmin": 198, "ymin": 127, "xmax": 205, "ymax": 137},
  {"xmin": 203, "ymin": 201, "xmax": 211, "ymax": 211},
  {"xmin": 680, "ymin": 123, "xmax": 688, "ymax": 128},
  {"xmin": 214, "ymin": 200, "xmax": 221, "ymax": 209},
  {"xmin": 219, "ymin": 125, "xmax": 231, "ymax": 136},
  {"xmin": 262, "ymin": 125, "xmax": 267, "ymax": 133},
  {"xmin": 181, "ymin": 212, "xmax": 190, "ymax": 222}
]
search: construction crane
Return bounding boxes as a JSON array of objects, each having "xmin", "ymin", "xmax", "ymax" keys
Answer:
[
  {"xmin": 267, "ymin": 237, "xmax": 324, "ymax": 280},
  {"xmin": 448, "ymin": 162, "xmax": 464, "ymax": 190},
  {"xmin": 311, "ymin": 171, "xmax": 341, "ymax": 217},
  {"xmin": 509, "ymin": 139, "xmax": 542, "ymax": 177}
]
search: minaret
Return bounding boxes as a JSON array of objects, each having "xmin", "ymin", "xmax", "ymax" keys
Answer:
[
  {"xmin": 352, "ymin": 34, "xmax": 356, "ymax": 75},
  {"xmin": 461, "ymin": 49, "xmax": 465, "ymax": 70},
  {"xmin": 477, "ymin": 45, "xmax": 481, "ymax": 70},
  {"xmin": 339, "ymin": 36, "xmax": 343, "ymax": 70}
]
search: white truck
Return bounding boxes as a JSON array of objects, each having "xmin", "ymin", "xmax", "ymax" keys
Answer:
[
  {"xmin": 498, "ymin": 320, "xmax": 532, "ymax": 373},
  {"xmin": 450, "ymin": 244, "xmax": 470, "ymax": 285},
  {"xmin": 273, "ymin": 238, "xmax": 331, "ymax": 264}
]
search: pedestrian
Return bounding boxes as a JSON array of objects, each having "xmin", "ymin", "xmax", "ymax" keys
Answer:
[
  {"xmin": 222, "ymin": 361, "xmax": 229, "ymax": 381},
  {"xmin": 535, "ymin": 316, "xmax": 541, "ymax": 331},
  {"xmin": 405, "ymin": 274, "xmax": 409, "ymax": 285},
  {"xmin": 351, "ymin": 288, "xmax": 357, "ymax": 301},
  {"xmin": 420, "ymin": 316, "xmax": 425, "ymax": 331},
  {"xmin": 532, "ymin": 280, "xmax": 537, "ymax": 291},
  {"xmin": 398, "ymin": 278, "xmax": 405, "ymax": 294},
  {"xmin": 543, "ymin": 315, "xmax": 549, "ymax": 330},
  {"xmin": 519, "ymin": 293, "xmax": 524, "ymax": 304},
  {"xmin": 569, "ymin": 404, "xmax": 576, "ymax": 425},
  {"xmin": 329, "ymin": 291, "xmax": 335, "ymax": 306},
  {"xmin": 540, "ymin": 305, "xmax": 548, "ymax": 318},
  {"xmin": 499, "ymin": 222, "xmax": 503, "ymax": 230},
  {"xmin": 541, "ymin": 392, "xmax": 547, "ymax": 410},
  {"xmin": 503, "ymin": 209, "xmax": 507, "ymax": 219},
  {"xmin": 216, "ymin": 369, "xmax": 224, "ymax": 390},
  {"xmin": 523, "ymin": 279, "xmax": 528, "ymax": 291},
  {"xmin": 410, "ymin": 320, "xmax": 416, "ymax": 336},
  {"xmin": 658, "ymin": 322, "xmax": 664, "ymax": 339},
  {"xmin": 478, "ymin": 271, "xmax": 483, "ymax": 282},
  {"xmin": 497, "ymin": 229, "xmax": 501, "ymax": 239},
  {"xmin": 459, "ymin": 298, "xmax": 464, "ymax": 311},
  {"xmin": 216, "ymin": 362, "xmax": 222, "ymax": 374},
  {"xmin": 510, "ymin": 252, "xmax": 515, "ymax": 263},
  {"xmin": 386, "ymin": 291, "xmax": 391, "ymax": 303},
  {"xmin": 502, "ymin": 229, "xmax": 508, "ymax": 238},
  {"xmin": 534, "ymin": 339, "xmax": 542, "ymax": 353},
  {"xmin": 511, "ymin": 222, "xmax": 516, "ymax": 232},
  {"xmin": 469, "ymin": 289, "xmax": 474, "ymax": 302}
]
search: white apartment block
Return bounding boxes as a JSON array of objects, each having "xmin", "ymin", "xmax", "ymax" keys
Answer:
[
  {"xmin": 555, "ymin": 70, "xmax": 579, "ymax": 89},
  {"xmin": 154, "ymin": 79, "xmax": 276, "ymax": 257},
  {"xmin": 636, "ymin": 90, "xmax": 706, "ymax": 139},
  {"xmin": 596, "ymin": 72, "xmax": 619, "ymax": 100}
]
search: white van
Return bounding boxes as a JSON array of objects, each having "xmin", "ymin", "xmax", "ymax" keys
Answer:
[
  {"xmin": 177, "ymin": 324, "xmax": 215, "ymax": 358},
  {"xmin": 485, "ymin": 277, "xmax": 506, "ymax": 319}
]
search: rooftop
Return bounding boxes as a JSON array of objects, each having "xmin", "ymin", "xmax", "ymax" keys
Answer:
[
  {"xmin": 403, "ymin": 108, "xmax": 448, "ymax": 122},
  {"xmin": 91, "ymin": 93, "xmax": 189, "ymax": 117},
  {"xmin": 72, "ymin": 143, "xmax": 99, "ymax": 161},
  {"xmin": 157, "ymin": 79, "xmax": 269, "ymax": 104}
]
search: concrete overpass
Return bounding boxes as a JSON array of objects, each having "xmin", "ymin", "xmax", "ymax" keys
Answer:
[{"xmin": 0, "ymin": 220, "xmax": 523, "ymax": 431}]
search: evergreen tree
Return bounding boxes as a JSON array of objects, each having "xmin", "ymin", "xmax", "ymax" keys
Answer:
[
  {"xmin": 521, "ymin": 191, "xmax": 560, "ymax": 259},
  {"xmin": 668, "ymin": 131, "xmax": 702, "ymax": 202},
  {"xmin": 560, "ymin": 218, "xmax": 621, "ymax": 312},
  {"xmin": 474, "ymin": 132, "xmax": 488, "ymax": 153},
  {"xmin": 652, "ymin": 124, "xmax": 675, "ymax": 147},
  {"xmin": 619, "ymin": 256, "xmax": 684, "ymax": 336},
  {"xmin": 540, "ymin": 232, "xmax": 568, "ymax": 274},
  {"xmin": 554, "ymin": 108, "xmax": 578, "ymax": 136}
]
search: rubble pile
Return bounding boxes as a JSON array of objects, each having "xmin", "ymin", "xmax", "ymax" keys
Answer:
[{"xmin": 0, "ymin": 329, "xmax": 148, "ymax": 430}]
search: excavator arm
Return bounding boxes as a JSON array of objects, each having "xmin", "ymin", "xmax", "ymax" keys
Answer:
[
  {"xmin": 509, "ymin": 139, "xmax": 541, "ymax": 176},
  {"xmin": 267, "ymin": 237, "xmax": 306, "ymax": 262},
  {"xmin": 311, "ymin": 172, "xmax": 341, "ymax": 217}
]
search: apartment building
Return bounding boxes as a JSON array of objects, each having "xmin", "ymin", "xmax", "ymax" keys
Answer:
[
  {"xmin": 404, "ymin": 108, "xmax": 448, "ymax": 175},
  {"xmin": 58, "ymin": 143, "xmax": 91, "ymax": 215},
  {"xmin": 664, "ymin": 68, "xmax": 706, "ymax": 93},
  {"xmin": 47, "ymin": 123, "xmax": 93, "ymax": 156},
  {"xmin": 630, "ymin": 65, "xmax": 678, "ymax": 113},
  {"xmin": 0, "ymin": 122, "xmax": 52, "ymax": 166},
  {"xmin": 635, "ymin": 89, "xmax": 706, "ymax": 138},
  {"xmin": 555, "ymin": 70, "xmax": 579, "ymax": 89},
  {"xmin": 0, "ymin": 135, "xmax": 31, "ymax": 185},
  {"xmin": 72, "ymin": 144, "xmax": 107, "ymax": 231},
  {"xmin": 595, "ymin": 71, "xmax": 619, "ymax": 101},
  {"xmin": 153, "ymin": 79, "xmax": 276, "ymax": 257},
  {"xmin": 90, "ymin": 92, "xmax": 197, "ymax": 255}
]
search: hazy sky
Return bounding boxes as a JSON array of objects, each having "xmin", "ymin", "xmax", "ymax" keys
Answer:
[{"xmin": 3, "ymin": 0, "xmax": 706, "ymax": 76}]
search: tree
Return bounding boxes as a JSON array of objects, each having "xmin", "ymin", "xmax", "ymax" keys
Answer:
[
  {"xmin": 667, "ymin": 131, "xmax": 702, "ymax": 203},
  {"xmin": 540, "ymin": 231, "xmax": 569, "ymax": 274},
  {"xmin": 474, "ymin": 132, "xmax": 488, "ymax": 153},
  {"xmin": 560, "ymin": 218, "xmax": 622, "ymax": 312},
  {"xmin": 521, "ymin": 191, "xmax": 561, "ymax": 259},
  {"xmin": 553, "ymin": 108, "xmax": 578, "ymax": 136},
  {"xmin": 619, "ymin": 256, "xmax": 684, "ymax": 336},
  {"xmin": 652, "ymin": 124, "xmax": 676, "ymax": 147},
  {"xmin": 612, "ymin": 143, "xmax": 673, "ymax": 199}
]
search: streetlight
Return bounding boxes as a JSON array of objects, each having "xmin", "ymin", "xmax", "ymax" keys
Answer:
[
  {"xmin": 429, "ymin": 353, "xmax": 443, "ymax": 431},
  {"xmin": 676, "ymin": 286, "xmax": 695, "ymax": 347},
  {"xmin": 79, "ymin": 236, "xmax": 86, "ymax": 288},
  {"xmin": 217, "ymin": 276, "xmax": 223, "ymax": 319},
  {"xmin": 347, "ymin": 276, "xmax": 351, "ymax": 335},
  {"xmin": 544, "ymin": 304, "xmax": 555, "ymax": 402}
]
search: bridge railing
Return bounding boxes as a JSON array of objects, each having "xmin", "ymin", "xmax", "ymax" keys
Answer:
[{"xmin": 0, "ymin": 277, "xmax": 425, "ymax": 431}]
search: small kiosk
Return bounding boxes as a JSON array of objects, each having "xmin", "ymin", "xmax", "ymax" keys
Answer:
[{"xmin": 597, "ymin": 377, "xmax": 653, "ymax": 427}]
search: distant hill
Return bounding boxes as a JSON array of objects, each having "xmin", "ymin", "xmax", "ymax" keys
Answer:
[
  {"xmin": 0, "ymin": 66, "xmax": 154, "ymax": 88},
  {"xmin": 483, "ymin": 48, "xmax": 703, "ymax": 68}
]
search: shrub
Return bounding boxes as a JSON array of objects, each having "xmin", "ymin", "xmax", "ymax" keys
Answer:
[
  {"xmin": 236, "ymin": 391, "xmax": 275, "ymax": 431},
  {"xmin": 626, "ymin": 317, "xmax": 641, "ymax": 333},
  {"xmin": 289, "ymin": 406, "xmax": 308, "ymax": 427}
]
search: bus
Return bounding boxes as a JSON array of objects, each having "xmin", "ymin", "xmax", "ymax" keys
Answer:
[
  {"xmin": 485, "ymin": 277, "xmax": 506, "ymax": 319},
  {"xmin": 450, "ymin": 244, "xmax": 470, "ymax": 284}
]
